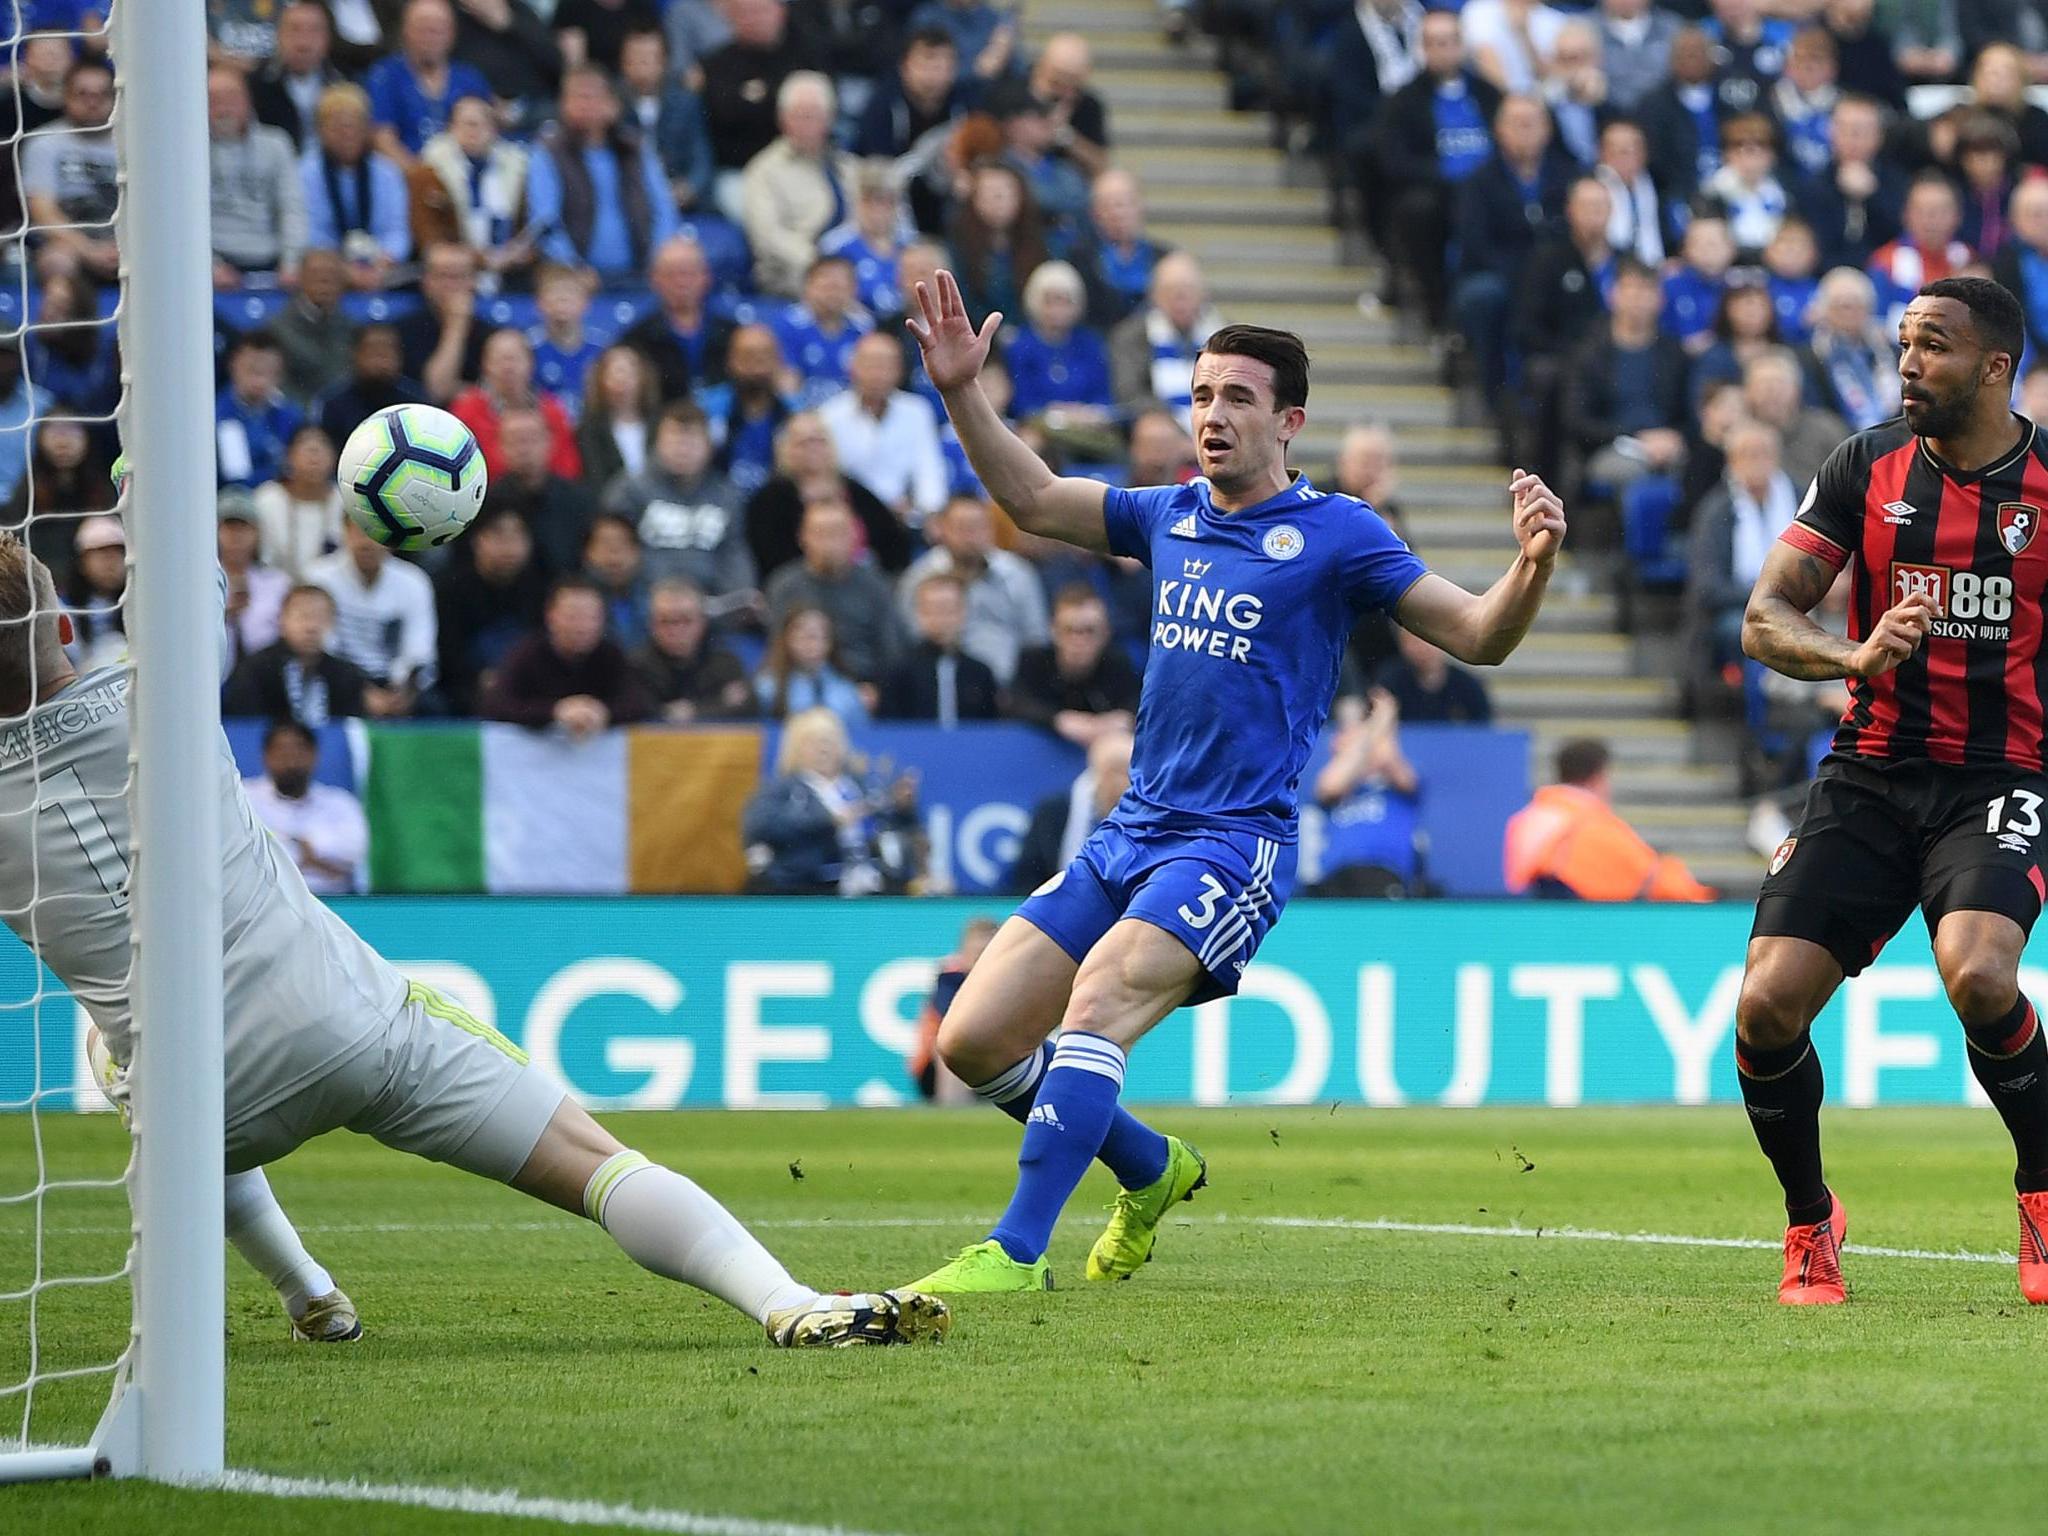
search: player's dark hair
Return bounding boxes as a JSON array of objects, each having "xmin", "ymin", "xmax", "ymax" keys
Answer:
[
  {"xmin": 64, "ymin": 56, "xmax": 111, "ymax": 88},
  {"xmin": 229, "ymin": 329, "xmax": 282, "ymax": 359},
  {"xmin": 1920, "ymin": 276, "xmax": 2026, "ymax": 367},
  {"xmin": 1613, "ymin": 255, "xmax": 1659, "ymax": 287},
  {"xmin": 263, "ymin": 718, "xmax": 318, "ymax": 753},
  {"xmin": 1556, "ymin": 738, "xmax": 1611, "ymax": 787},
  {"xmin": 658, "ymin": 399, "xmax": 709, "ymax": 434},
  {"xmin": 1052, "ymin": 582, "xmax": 1107, "ymax": 614},
  {"xmin": 1197, "ymin": 325, "xmax": 1310, "ymax": 411},
  {"xmin": 620, "ymin": 24, "xmax": 667, "ymax": 55},
  {"xmin": 547, "ymin": 574, "xmax": 604, "ymax": 608},
  {"xmin": 905, "ymin": 25, "xmax": 957, "ymax": 55},
  {"xmin": 583, "ymin": 512, "xmax": 639, "ymax": 548}
]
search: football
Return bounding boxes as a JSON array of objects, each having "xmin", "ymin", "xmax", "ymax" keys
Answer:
[{"xmin": 336, "ymin": 403, "xmax": 488, "ymax": 550}]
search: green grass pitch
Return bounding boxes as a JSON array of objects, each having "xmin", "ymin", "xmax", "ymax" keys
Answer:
[{"xmin": 3, "ymin": 1105, "xmax": 2044, "ymax": 1535}]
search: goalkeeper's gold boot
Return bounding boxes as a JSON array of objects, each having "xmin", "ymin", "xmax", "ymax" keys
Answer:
[
  {"xmin": 765, "ymin": 1290, "xmax": 951, "ymax": 1347},
  {"xmin": 1085, "ymin": 1136, "xmax": 1207, "ymax": 1282},
  {"xmin": 291, "ymin": 1289, "xmax": 363, "ymax": 1343}
]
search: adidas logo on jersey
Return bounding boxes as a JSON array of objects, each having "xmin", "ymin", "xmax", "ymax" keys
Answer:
[
  {"xmin": 1882, "ymin": 500, "xmax": 1916, "ymax": 524},
  {"xmin": 1026, "ymin": 1103, "xmax": 1063, "ymax": 1130},
  {"xmin": 1169, "ymin": 514, "xmax": 1198, "ymax": 538}
]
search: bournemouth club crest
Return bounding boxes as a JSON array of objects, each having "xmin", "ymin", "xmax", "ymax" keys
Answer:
[
  {"xmin": 1769, "ymin": 837, "xmax": 1798, "ymax": 877},
  {"xmin": 1999, "ymin": 501, "xmax": 2041, "ymax": 556}
]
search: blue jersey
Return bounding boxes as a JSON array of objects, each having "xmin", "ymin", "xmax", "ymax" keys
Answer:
[{"xmin": 1104, "ymin": 474, "xmax": 1427, "ymax": 843}]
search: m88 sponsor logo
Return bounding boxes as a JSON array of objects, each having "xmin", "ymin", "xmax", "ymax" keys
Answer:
[{"xmin": 1891, "ymin": 562, "xmax": 2013, "ymax": 639}]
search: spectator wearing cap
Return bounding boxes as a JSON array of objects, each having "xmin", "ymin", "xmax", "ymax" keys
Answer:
[
  {"xmin": 487, "ymin": 404, "xmax": 597, "ymax": 576},
  {"xmin": 818, "ymin": 334, "xmax": 949, "ymax": 529},
  {"xmin": 909, "ymin": 0, "xmax": 1016, "ymax": 82},
  {"xmin": 1079, "ymin": 169, "xmax": 1164, "ymax": 328},
  {"xmin": 877, "ymin": 571, "xmax": 1000, "ymax": 724},
  {"xmin": 218, "ymin": 489, "xmax": 293, "ymax": 666},
  {"xmin": 367, "ymin": 0, "xmax": 495, "ymax": 164},
  {"xmin": 623, "ymin": 236, "xmax": 735, "ymax": 400},
  {"xmin": 411, "ymin": 94, "xmax": 531, "ymax": 277},
  {"xmin": 525, "ymin": 65, "xmax": 678, "ymax": 286},
  {"xmin": 434, "ymin": 504, "xmax": 549, "ymax": 713},
  {"xmin": 603, "ymin": 401, "xmax": 757, "ymax": 602},
  {"xmin": 854, "ymin": 28, "xmax": 969, "ymax": 232},
  {"xmin": 764, "ymin": 497, "xmax": 902, "ymax": 685},
  {"xmin": 742, "ymin": 72, "xmax": 856, "ymax": 299},
  {"xmin": 299, "ymin": 83, "xmax": 410, "ymax": 289},
  {"xmin": 633, "ymin": 578, "xmax": 756, "ymax": 723},
  {"xmin": 251, "ymin": 0, "xmax": 347, "ymax": 150},
  {"xmin": 1451, "ymin": 94, "xmax": 1574, "ymax": 408},
  {"xmin": 1597, "ymin": 0, "xmax": 1682, "ymax": 113},
  {"xmin": 480, "ymin": 575, "xmax": 655, "ymax": 736},
  {"xmin": 771, "ymin": 257, "xmax": 875, "ymax": 408},
  {"xmin": 1867, "ymin": 172, "xmax": 1973, "ymax": 319},
  {"xmin": 895, "ymin": 494, "xmax": 1047, "ymax": 686},
  {"xmin": 208, "ymin": 65, "xmax": 308, "ymax": 290},
  {"xmin": 306, "ymin": 520, "xmax": 438, "ymax": 709},
  {"xmin": 451, "ymin": 329, "xmax": 581, "ymax": 481},
  {"xmin": 699, "ymin": 0, "xmax": 830, "ymax": 189},
  {"xmin": 1109, "ymin": 251, "xmax": 1222, "ymax": 427},
  {"xmin": 62, "ymin": 516, "xmax": 125, "ymax": 675},
  {"xmin": 223, "ymin": 584, "xmax": 376, "ymax": 725},
  {"xmin": 1004, "ymin": 585, "xmax": 1139, "ymax": 746},
  {"xmin": 244, "ymin": 719, "xmax": 368, "ymax": 895},
  {"xmin": 254, "ymin": 424, "xmax": 346, "ymax": 580},
  {"xmin": 989, "ymin": 80, "xmax": 1089, "ymax": 237},
  {"xmin": 270, "ymin": 252, "xmax": 357, "ymax": 408},
  {"xmin": 217, "ymin": 334, "xmax": 306, "ymax": 490},
  {"xmin": 617, "ymin": 26, "xmax": 714, "ymax": 215},
  {"xmin": 745, "ymin": 409, "xmax": 909, "ymax": 577},
  {"xmin": 315, "ymin": 324, "xmax": 427, "ymax": 451},
  {"xmin": 820, "ymin": 164, "xmax": 913, "ymax": 320},
  {"xmin": 1794, "ymin": 93, "xmax": 1904, "ymax": 270},
  {"xmin": 1028, "ymin": 33, "xmax": 1110, "ymax": 181}
]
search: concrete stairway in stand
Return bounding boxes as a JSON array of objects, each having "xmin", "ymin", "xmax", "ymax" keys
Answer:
[{"xmin": 1022, "ymin": 0, "xmax": 1763, "ymax": 894}]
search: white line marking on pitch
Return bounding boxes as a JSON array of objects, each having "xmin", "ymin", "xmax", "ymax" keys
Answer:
[
  {"xmin": 25, "ymin": 1212, "xmax": 2015, "ymax": 1265},
  {"xmin": 218, "ymin": 1470, "xmax": 911, "ymax": 1536}
]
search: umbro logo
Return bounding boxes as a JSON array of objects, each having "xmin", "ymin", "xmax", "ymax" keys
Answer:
[
  {"xmin": 1882, "ymin": 500, "xmax": 1916, "ymax": 524},
  {"xmin": 1169, "ymin": 514, "xmax": 1198, "ymax": 538},
  {"xmin": 1183, "ymin": 557, "xmax": 1213, "ymax": 579},
  {"xmin": 2002, "ymin": 1072, "xmax": 2040, "ymax": 1094},
  {"xmin": 2000, "ymin": 832, "xmax": 2033, "ymax": 854},
  {"xmin": 1026, "ymin": 1103, "xmax": 1063, "ymax": 1129}
]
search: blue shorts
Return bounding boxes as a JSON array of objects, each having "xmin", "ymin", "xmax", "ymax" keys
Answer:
[{"xmin": 1014, "ymin": 820, "xmax": 1298, "ymax": 1004}]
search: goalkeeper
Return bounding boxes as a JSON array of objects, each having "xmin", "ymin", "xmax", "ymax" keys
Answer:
[{"xmin": 0, "ymin": 518, "xmax": 945, "ymax": 1350}]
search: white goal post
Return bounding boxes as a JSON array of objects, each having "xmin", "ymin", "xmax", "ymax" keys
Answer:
[{"xmin": 0, "ymin": 0, "xmax": 225, "ymax": 1486}]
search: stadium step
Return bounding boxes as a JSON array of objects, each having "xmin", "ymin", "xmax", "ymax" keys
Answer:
[
  {"xmin": 1494, "ymin": 676, "xmax": 1677, "ymax": 720},
  {"xmin": 1119, "ymin": 144, "xmax": 1290, "ymax": 187},
  {"xmin": 1610, "ymin": 762, "xmax": 1746, "ymax": 806},
  {"xmin": 1148, "ymin": 221, "xmax": 1343, "ymax": 266},
  {"xmin": 1201, "ymin": 261, "xmax": 1373, "ymax": 307},
  {"xmin": 1025, "ymin": 0, "xmax": 1170, "ymax": 28},
  {"xmin": 1117, "ymin": 111, "xmax": 1277, "ymax": 151},
  {"xmin": 1092, "ymin": 66, "xmax": 1232, "ymax": 110},
  {"xmin": 1142, "ymin": 186, "xmax": 1333, "ymax": 228},
  {"xmin": 1489, "ymin": 633, "xmax": 1637, "ymax": 680},
  {"xmin": 1025, "ymin": 30, "xmax": 1221, "ymax": 70}
]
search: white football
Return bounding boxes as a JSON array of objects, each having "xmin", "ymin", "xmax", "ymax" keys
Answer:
[{"xmin": 337, "ymin": 403, "xmax": 488, "ymax": 551}]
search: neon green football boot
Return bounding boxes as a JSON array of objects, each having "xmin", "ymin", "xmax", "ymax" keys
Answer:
[
  {"xmin": 904, "ymin": 1239, "xmax": 1053, "ymax": 1294},
  {"xmin": 1086, "ymin": 1136, "xmax": 1208, "ymax": 1282}
]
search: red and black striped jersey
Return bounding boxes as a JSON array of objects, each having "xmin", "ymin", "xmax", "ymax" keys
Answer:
[{"xmin": 1780, "ymin": 414, "xmax": 2048, "ymax": 771}]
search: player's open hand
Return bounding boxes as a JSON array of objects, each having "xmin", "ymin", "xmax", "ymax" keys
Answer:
[
  {"xmin": 1509, "ymin": 469, "xmax": 1566, "ymax": 566},
  {"xmin": 905, "ymin": 270, "xmax": 999, "ymax": 393},
  {"xmin": 1849, "ymin": 591, "xmax": 1938, "ymax": 677}
]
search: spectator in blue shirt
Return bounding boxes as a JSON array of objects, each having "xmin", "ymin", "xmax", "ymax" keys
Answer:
[
  {"xmin": 525, "ymin": 64, "xmax": 680, "ymax": 285},
  {"xmin": 1310, "ymin": 690, "xmax": 1426, "ymax": 898},
  {"xmin": 988, "ymin": 79, "xmax": 1089, "ymax": 238},
  {"xmin": 1762, "ymin": 217, "xmax": 1821, "ymax": 343},
  {"xmin": 908, "ymin": 0, "xmax": 1018, "ymax": 82},
  {"xmin": 617, "ymin": 26, "xmax": 715, "ymax": 216},
  {"xmin": 772, "ymin": 257, "xmax": 875, "ymax": 408},
  {"xmin": 1700, "ymin": 0, "xmax": 1795, "ymax": 104},
  {"xmin": 300, "ymin": 82, "xmax": 412, "ymax": 289},
  {"xmin": 0, "ymin": 336, "xmax": 54, "ymax": 511},
  {"xmin": 367, "ymin": 0, "xmax": 495, "ymax": 162},
  {"xmin": 1771, "ymin": 26, "xmax": 1839, "ymax": 182},
  {"xmin": 1007, "ymin": 259, "xmax": 1112, "ymax": 422},
  {"xmin": 528, "ymin": 266, "xmax": 605, "ymax": 416},
  {"xmin": 1079, "ymin": 167, "xmax": 1162, "ymax": 327},
  {"xmin": 819, "ymin": 164, "xmax": 913, "ymax": 321},
  {"xmin": 1660, "ymin": 211, "xmax": 1736, "ymax": 352},
  {"xmin": 216, "ymin": 333, "xmax": 306, "ymax": 489}
]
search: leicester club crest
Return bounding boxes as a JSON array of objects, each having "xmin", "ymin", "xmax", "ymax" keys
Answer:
[
  {"xmin": 1999, "ymin": 502, "xmax": 2040, "ymax": 556},
  {"xmin": 1770, "ymin": 837, "xmax": 1797, "ymax": 877}
]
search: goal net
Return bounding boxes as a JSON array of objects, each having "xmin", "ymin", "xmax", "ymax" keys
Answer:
[{"xmin": 0, "ymin": 0, "xmax": 225, "ymax": 1485}]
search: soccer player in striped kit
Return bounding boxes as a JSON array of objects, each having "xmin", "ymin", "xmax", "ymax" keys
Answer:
[{"xmin": 1739, "ymin": 277, "xmax": 2048, "ymax": 1304}]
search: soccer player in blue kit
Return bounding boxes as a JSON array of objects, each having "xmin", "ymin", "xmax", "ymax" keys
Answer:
[{"xmin": 900, "ymin": 271, "xmax": 1569, "ymax": 1293}]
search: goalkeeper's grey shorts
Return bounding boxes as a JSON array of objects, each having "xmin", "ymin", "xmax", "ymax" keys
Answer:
[{"xmin": 222, "ymin": 982, "xmax": 565, "ymax": 1180}]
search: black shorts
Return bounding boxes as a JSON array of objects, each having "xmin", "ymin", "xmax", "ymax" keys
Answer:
[{"xmin": 1752, "ymin": 752, "xmax": 2048, "ymax": 976}]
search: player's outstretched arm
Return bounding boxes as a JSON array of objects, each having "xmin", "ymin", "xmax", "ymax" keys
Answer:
[
  {"xmin": 907, "ymin": 270, "xmax": 1111, "ymax": 554},
  {"xmin": 1743, "ymin": 540, "xmax": 1935, "ymax": 681},
  {"xmin": 1394, "ymin": 469, "xmax": 1564, "ymax": 666}
]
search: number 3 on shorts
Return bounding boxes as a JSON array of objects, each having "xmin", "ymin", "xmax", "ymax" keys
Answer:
[
  {"xmin": 1988, "ymin": 790, "xmax": 2045, "ymax": 837},
  {"xmin": 1177, "ymin": 873, "xmax": 1229, "ymax": 930}
]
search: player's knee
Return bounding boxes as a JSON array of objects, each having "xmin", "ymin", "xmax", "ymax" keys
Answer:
[
  {"xmin": 934, "ymin": 1010, "xmax": 1004, "ymax": 1083},
  {"xmin": 1735, "ymin": 974, "xmax": 1809, "ymax": 1052},
  {"xmin": 1939, "ymin": 954, "xmax": 2018, "ymax": 1027}
]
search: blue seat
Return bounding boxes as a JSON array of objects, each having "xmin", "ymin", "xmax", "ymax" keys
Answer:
[
  {"xmin": 1621, "ymin": 473, "xmax": 1688, "ymax": 588},
  {"xmin": 477, "ymin": 294, "xmax": 541, "ymax": 332},
  {"xmin": 214, "ymin": 291, "xmax": 290, "ymax": 332},
  {"xmin": 338, "ymin": 291, "xmax": 425, "ymax": 324},
  {"xmin": 676, "ymin": 214, "xmax": 751, "ymax": 292}
]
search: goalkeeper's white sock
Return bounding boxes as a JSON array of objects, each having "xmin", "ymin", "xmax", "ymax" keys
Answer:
[
  {"xmin": 582, "ymin": 1151, "xmax": 815, "ymax": 1323},
  {"xmin": 224, "ymin": 1167, "xmax": 334, "ymax": 1320}
]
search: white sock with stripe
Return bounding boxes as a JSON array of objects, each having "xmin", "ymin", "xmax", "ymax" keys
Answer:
[
  {"xmin": 224, "ymin": 1167, "xmax": 333, "ymax": 1320},
  {"xmin": 582, "ymin": 1151, "xmax": 815, "ymax": 1324}
]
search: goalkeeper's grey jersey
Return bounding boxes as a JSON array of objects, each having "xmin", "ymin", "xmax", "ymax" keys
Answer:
[{"xmin": 0, "ymin": 666, "xmax": 407, "ymax": 1124}]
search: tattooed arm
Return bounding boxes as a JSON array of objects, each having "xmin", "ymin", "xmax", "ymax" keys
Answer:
[{"xmin": 1742, "ymin": 540, "xmax": 1935, "ymax": 682}]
